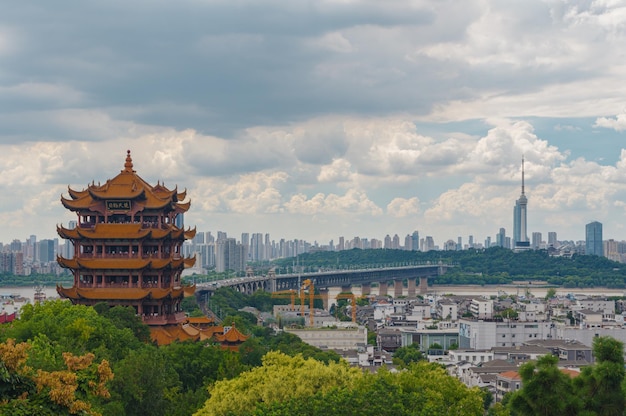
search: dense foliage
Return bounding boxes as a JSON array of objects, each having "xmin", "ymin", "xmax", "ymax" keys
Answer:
[
  {"xmin": 271, "ymin": 247, "xmax": 626, "ymax": 288},
  {"xmin": 0, "ymin": 297, "xmax": 344, "ymax": 415},
  {"xmin": 503, "ymin": 336, "xmax": 626, "ymax": 416},
  {"xmin": 195, "ymin": 351, "xmax": 484, "ymax": 416}
]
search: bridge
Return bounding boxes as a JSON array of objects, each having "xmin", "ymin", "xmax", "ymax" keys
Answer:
[{"xmin": 194, "ymin": 262, "xmax": 451, "ymax": 301}]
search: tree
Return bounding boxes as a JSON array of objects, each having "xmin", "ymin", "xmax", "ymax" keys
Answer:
[
  {"xmin": 507, "ymin": 354, "xmax": 579, "ymax": 415},
  {"xmin": 195, "ymin": 351, "xmax": 362, "ymax": 416},
  {"xmin": 392, "ymin": 343, "xmax": 424, "ymax": 368},
  {"xmin": 544, "ymin": 287, "xmax": 557, "ymax": 300},
  {"xmin": 1, "ymin": 300, "xmax": 145, "ymax": 362},
  {"xmin": 195, "ymin": 353, "xmax": 483, "ymax": 416},
  {"xmin": 254, "ymin": 362, "xmax": 484, "ymax": 416},
  {"xmin": 0, "ymin": 338, "xmax": 113, "ymax": 415},
  {"xmin": 107, "ymin": 346, "xmax": 180, "ymax": 416},
  {"xmin": 574, "ymin": 336, "xmax": 626, "ymax": 415}
]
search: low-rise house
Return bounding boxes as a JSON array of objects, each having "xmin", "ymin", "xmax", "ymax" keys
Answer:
[
  {"xmin": 377, "ymin": 327, "xmax": 403, "ymax": 351},
  {"xmin": 470, "ymin": 298, "xmax": 494, "ymax": 319},
  {"xmin": 436, "ymin": 299, "xmax": 458, "ymax": 321},
  {"xmin": 495, "ymin": 371, "xmax": 522, "ymax": 402},
  {"xmin": 524, "ymin": 339, "xmax": 593, "ymax": 363},
  {"xmin": 448, "ymin": 349, "xmax": 494, "ymax": 366}
]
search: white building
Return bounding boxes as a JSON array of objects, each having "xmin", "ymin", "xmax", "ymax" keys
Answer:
[
  {"xmin": 285, "ymin": 325, "xmax": 367, "ymax": 351},
  {"xmin": 470, "ymin": 298, "xmax": 493, "ymax": 319},
  {"xmin": 459, "ymin": 318, "xmax": 553, "ymax": 349}
]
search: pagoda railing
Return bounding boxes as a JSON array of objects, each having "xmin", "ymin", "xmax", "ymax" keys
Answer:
[
  {"xmin": 77, "ymin": 253, "xmax": 176, "ymax": 259},
  {"xmin": 77, "ymin": 282, "xmax": 172, "ymax": 289}
]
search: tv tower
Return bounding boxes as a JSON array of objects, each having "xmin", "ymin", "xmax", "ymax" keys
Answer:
[{"xmin": 513, "ymin": 157, "xmax": 529, "ymax": 251}]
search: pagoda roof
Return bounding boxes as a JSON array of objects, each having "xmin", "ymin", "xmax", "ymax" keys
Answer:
[
  {"xmin": 214, "ymin": 324, "xmax": 249, "ymax": 343},
  {"xmin": 149, "ymin": 322, "xmax": 222, "ymax": 345},
  {"xmin": 184, "ymin": 227, "xmax": 197, "ymax": 240},
  {"xmin": 57, "ymin": 256, "xmax": 192, "ymax": 270},
  {"xmin": 76, "ymin": 227, "xmax": 188, "ymax": 244},
  {"xmin": 61, "ymin": 150, "xmax": 190, "ymax": 213},
  {"xmin": 56, "ymin": 285, "xmax": 185, "ymax": 301}
]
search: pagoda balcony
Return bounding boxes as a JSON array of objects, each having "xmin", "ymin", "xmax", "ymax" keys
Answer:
[
  {"xmin": 77, "ymin": 283, "xmax": 171, "ymax": 289},
  {"xmin": 78, "ymin": 253, "xmax": 177, "ymax": 259}
]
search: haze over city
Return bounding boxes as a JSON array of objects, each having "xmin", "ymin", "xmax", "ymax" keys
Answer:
[{"xmin": 2, "ymin": 1, "xmax": 626, "ymax": 246}]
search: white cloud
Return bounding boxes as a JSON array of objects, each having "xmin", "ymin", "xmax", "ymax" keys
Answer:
[
  {"xmin": 594, "ymin": 112, "xmax": 626, "ymax": 132},
  {"xmin": 284, "ymin": 189, "xmax": 383, "ymax": 216},
  {"xmin": 387, "ymin": 197, "xmax": 420, "ymax": 218}
]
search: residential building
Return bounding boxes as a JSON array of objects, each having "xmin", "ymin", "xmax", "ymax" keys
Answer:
[{"xmin": 585, "ymin": 221, "xmax": 603, "ymax": 256}]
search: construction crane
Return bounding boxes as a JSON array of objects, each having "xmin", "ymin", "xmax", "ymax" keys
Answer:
[
  {"xmin": 271, "ymin": 289, "xmax": 298, "ymax": 311},
  {"xmin": 300, "ymin": 279, "xmax": 327, "ymax": 326},
  {"xmin": 335, "ymin": 293, "xmax": 358, "ymax": 323}
]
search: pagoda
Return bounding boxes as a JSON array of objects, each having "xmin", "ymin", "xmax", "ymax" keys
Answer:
[{"xmin": 56, "ymin": 150, "xmax": 197, "ymax": 342}]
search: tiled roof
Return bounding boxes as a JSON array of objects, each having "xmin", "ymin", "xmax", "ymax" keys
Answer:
[
  {"xmin": 498, "ymin": 370, "xmax": 521, "ymax": 380},
  {"xmin": 56, "ymin": 285, "xmax": 186, "ymax": 301},
  {"xmin": 61, "ymin": 150, "xmax": 190, "ymax": 214},
  {"xmin": 56, "ymin": 256, "xmax": 193, "ymax": 271}
]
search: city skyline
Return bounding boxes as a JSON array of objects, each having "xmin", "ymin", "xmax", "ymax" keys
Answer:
[{"xmin": 2, "ymin": 2, "xmax": 626, "ymax": 245}]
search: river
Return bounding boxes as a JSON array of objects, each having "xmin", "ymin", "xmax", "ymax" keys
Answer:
[
  {"xmin": 3, "ymin": 283, "xmax": 624, "ymax": 307},
  {"xmin": 325, "ymin": 284, "xmax": 626, "ymax": 305},
  {"xmin": 0, "ymin": 286, "xmax": 61, "ymax": 303}
]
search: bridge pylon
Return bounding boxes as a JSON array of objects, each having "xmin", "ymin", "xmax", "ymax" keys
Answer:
[{"xmin": 408, "ymin": 278, "xmax": 416, "ymax": 297}]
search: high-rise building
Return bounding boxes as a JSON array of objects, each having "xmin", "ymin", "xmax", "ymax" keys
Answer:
[
  {"xmin": 585, "ymin": 221, "xmax": 603, "ymax": 256},
  {"xmin": 38, "ymin": 239, "xmax": 55, "ymax": 263},
  {"xmin": 411, "ymin": 231, "xmax": 419, "ymax": 251},
  {"xmin": 531, "ymin": 232, "xmax": 542, "ymax": 250},
  {"xmin": 423, "ymin": 236, "xmax": 435, "ymax": 252},
  {"xmin": 548, "ymin": 232, "xmax": 557, "ymax": 247},
  {"xmin": 496, "ymin": 228, "xmax": 506, "ymax": 247},
  {"xmin": 513, "ymin": 157, "xmax": 529, "ymax": 250},
  {"xmin": 604, "ymin": 239, "xmax": 620, "ymax": 262},
  {"xmin": 392, "ymin": 234, "xmax": 400, "ymax": 249}
]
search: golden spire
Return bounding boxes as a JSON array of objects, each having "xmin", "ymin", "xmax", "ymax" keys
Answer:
[{"xmin": 123, "ymin": 150, "xmax": 135, "ymax": 173}]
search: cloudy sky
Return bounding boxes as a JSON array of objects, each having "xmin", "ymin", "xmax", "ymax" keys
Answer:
[{"xmin": 2, "ymin": 0, "xmax": 626, "ymax": 248}]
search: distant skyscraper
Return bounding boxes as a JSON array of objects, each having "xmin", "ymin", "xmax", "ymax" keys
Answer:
[
  {"xmin": 496, "ymin": 228, "xmax": 506, "ymax": 247},
  {"xmin": 585, "ymin": 221, "xmax": 603, "ymax": 256},
  {"xmin": 392, "ymin": 234, "xmax": 400, "ymax": 249},
  {"xmin": 531, "ymin": 232, "xmax": 542, "ymax": 250},
  {"xmin": 548, "ymin": 232, "xmax": 557, "ymax": 247},
  {"xmin": 411, "ymin": 231, "xmax": 419, "ymax": 251},
  {"xmin": 513, "ymin": 157, "xmax": 529, "ymax": 250},
  {"xmin": 404, "ymin": 234, "xmax": 412, "ymax": 251}
]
